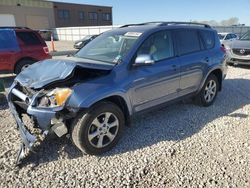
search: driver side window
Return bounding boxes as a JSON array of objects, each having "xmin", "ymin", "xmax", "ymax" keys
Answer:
[
  {"xmin": 137, "ymin": 30, "xmax": 174, "ymax": 62},
  {"xmin": 225, "ymin": 34, "xmax": 231, "ymax": 40}
]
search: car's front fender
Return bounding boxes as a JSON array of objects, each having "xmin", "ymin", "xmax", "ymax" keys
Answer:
[{"xmin": 67, "ymin": 82, "xmax": 133, "ymax": 115}]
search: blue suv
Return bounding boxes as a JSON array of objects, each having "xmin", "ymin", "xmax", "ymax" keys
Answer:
[{"xmin": 8, "ymin": 22, "xmax": 227, "ymax": 163}]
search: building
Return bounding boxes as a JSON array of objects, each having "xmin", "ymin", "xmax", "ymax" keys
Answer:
[
  {"xmin": 53, "ymin": 1, "xmax": 112, "ymax": 28},
  {"xmin": 0, "ymin": 0, "xmax": 113, "ymax": 29},
  {"xmin": 0, "ymin": 0, "xmax": 55, "ymax": 29}
]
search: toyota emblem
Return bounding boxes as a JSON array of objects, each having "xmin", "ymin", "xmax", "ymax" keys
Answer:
[{"xmin": 240, "ymin": 49, "xmax": 245, "ymax": 54}]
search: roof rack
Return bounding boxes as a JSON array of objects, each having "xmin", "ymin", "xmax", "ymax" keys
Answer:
[
  {"xmin": 0, "ymin": 26, "xmax": 31, "ymax": 30},
  {"xmin": 120, "ymin": 23, "xmax": 148, "ymax": 28},
  {"xmin": 120, "ymin": 22, "xmax": 211, "ymax": 28}
]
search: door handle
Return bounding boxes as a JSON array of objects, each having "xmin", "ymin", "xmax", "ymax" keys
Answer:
[
  {"xmin": 204, "ymin": 57, "xmax": 210, "ymax": 62},
  {"xmin": 172, "ymin": 64, "xmax": 177, "ymax": 71}
]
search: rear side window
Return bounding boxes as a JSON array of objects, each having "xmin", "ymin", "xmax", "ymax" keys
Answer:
[
  {"xmin": 199, "ymin": 30, "xmax": 215, "ymax": 49},
  {"xmin": 16, "ymin": 32, "xmax": 42, "ymax": 45},
  {"xmin": 176, "ymin": 30, "xmax": 201, "ymax": 55}
]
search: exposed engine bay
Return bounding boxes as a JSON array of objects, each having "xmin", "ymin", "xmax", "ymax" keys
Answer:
[{"xmin": 8, "ymin": 59, "xmax": 113, "ymax": 165}]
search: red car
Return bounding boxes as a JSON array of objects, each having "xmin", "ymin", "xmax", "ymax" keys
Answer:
[{"xmin": 0, "ymin": 27, "xmax": 51, "ymax": 74}]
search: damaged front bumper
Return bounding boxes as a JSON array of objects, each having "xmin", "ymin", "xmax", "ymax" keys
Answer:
[{"xmin": 8, "ymin": 82, "xmax": 69, "ymax": 165}]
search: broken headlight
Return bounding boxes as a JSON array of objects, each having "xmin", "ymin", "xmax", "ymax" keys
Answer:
[{"xmin": 39, "ymin": 88, "xmax": 72, "ymax": 107}]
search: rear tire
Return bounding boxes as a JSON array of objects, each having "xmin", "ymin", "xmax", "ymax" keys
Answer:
[
  {"xmin": 195, "ymin": 74, "xmax": 219, "ymax": 107},
  {"xmin": 71, "ymin": 101, "xmax": 125, "ymax": 155},
  {"xmin": 15, "ymin": 59, "xmax": 35, "ymax": 74}
]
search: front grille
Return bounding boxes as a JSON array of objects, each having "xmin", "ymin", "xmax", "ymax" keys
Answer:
[
  {"xmin": 232, "ymin": 49, "xmax": 250, "ymax": 56},
  {"xmin": 16, "ymin": 83, "xmax": 35, "ymax": 97},
  {"xmin": 230, "ymin": 58, "xmax": 250, "ymax": 63}
]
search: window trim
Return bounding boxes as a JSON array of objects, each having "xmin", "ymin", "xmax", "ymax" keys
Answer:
[
  {"xmin": 198, "ymin": 30, "xmax": 215, "ymax": 50},
  {"xmin": 58, "ymin": 9, "xmax": 70, "ymax": 20},
  {"xmin": 16, "ymin": 31, "xmax": 42, "ymax": 45},
  {"xmin": 102, "ymin": 13, "xmax": 111, "ymax": 21},
  {"xmin": 88, "ymin": 12, "xmax": 98, "ymax": 20},
  {"xmin": 79, "ymin": 11, "xmax": 85, "ymax": 21},
  {"xmin": 129, "ymin": 29, "xmax": 177, "ymax": 69},
  {"xmin": 174, "ymin": 28, "xmax": 203, "ymax": 57}
]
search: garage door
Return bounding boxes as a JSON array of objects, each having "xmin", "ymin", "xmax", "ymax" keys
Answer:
[
  {"xmin": 26, "ymin": 15, "xmax": 49, "ymax": 30},
  {"xmin": 0, "ymin": 14, "xmax": 16, "ymax": 26}
]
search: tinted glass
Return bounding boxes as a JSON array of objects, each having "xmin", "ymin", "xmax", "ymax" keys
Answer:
[
  {"xmin": 176, "ymin": 30, "xmax": 200, "ymax": 55},
  {"xmin": 58, "ymin": 10, "xmax": 70, "ymax": 20},
  {"xmin": 0, "ymin": 29, "xmax": 19, "ymax": 52},
  {"xmin": 218, "ymin": 34, "xmax": 225, "ymax": 40},
  {"xmin": 137, "ymin": 31, "xmax": 174, "ymax": 61},
  {"xmin": 16, "ymin": 32, "xmax": 41, "ymax": 45},
  {"xmin": 89, "ymin": 12, "xmax": 98, "ymax": 20},
  {"xmin": 102, "ymin": 13, "xmax": 111, "ymax": 21},
  {"xmin": 79, "ymin": 11, "xmax": 84, "ymax": 20},
  {"xmin": 200, "ymin": 30, "xmax": 215, "ymax": 49},
  {"xmin": 231, "ymin": 34, "xmax": 237, "ymax": 38},
  {"xmin": 225, "ymin": 34, "xmax": 231, "ymax": 40}
]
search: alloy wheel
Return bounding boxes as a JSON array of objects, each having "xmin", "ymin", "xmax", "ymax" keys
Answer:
[
  {"xmin": 87, "ymin": 112, "xmax": 119, "ymax": 148},
  {"xmin": 204, "ymin": 80, "xmax": 217, "ymax": 103}
]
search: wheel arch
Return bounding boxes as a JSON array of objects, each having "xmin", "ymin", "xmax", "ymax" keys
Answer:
[
  {"xmin": 14, "ymin": 57, "xmax": 37, "ymax": 74},
  {"xmin": 89, "ymin": 95, "xmax": 132, "ymax": 127},
  {"xmin": 199, "ymin": 68, "xmax": 223, "ymax": 92},
  {"xmin": 210, "ymin": 69, "xmax": 223, "ymax": 91},
  {"xmin": 100, "ymin": 95, "xmax": 131, "ymax": 126}
]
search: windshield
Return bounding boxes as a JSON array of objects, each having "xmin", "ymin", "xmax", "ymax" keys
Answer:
[
  {"xmin": 82, "ymin": 35, "xmax": 93, "ymax": 40},
  {"xmin": 218, "ymin": 34, "xmax": 225, "ymax": 40},
  {"xmin": 240, "ymin": 31, "xmax": 250, "ymax": 40},
  {"xmin": 75, "ymin": 32, "xmax": 141, "ymax": 63}
]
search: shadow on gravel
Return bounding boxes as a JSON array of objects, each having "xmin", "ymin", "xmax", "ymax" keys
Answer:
[
  {"xmin": 20, "ymin": 136, "xmax": 82, "ymax": 168},
  {"xmin": 10, "ymin": 78, "xmax": 250, "ymax": 167},
  {"xmin": 0, "ymin": 94, "xmax": 8, "ymax": 110},
  {"xmin": 106, "ymin": 78, "xmax": 250, "ymax": 156},
  {"xmin": 230, "ymin": 64, "xmax": 250, "ymax": 70}
]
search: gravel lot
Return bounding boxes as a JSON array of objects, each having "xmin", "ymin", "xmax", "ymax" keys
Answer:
[{"xmin": 0, "ymin": 66, "xmax": 250, "ymax": 187}]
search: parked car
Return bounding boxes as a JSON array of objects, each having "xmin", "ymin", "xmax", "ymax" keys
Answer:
[
  {"xmin": 0, "ymin": 27, "xmax": 51, "ymax": 74},
  {"xmin": 8, "ymin": 22, "xmax": 227, "ymax": 164},
  {"xmin": 38, "ymin": 29, "xmax": 52, "ymax": 41},
  {"xmin": 225, "ymin": 30, "xmax": 250, "ymax": 65},
  {"xmin": 218, "ymin": 32, "xmax": 238, "ymax": 44},
  {"xmin": 74, "ymin": 35, "xmax": 98, "ymax": 49}
]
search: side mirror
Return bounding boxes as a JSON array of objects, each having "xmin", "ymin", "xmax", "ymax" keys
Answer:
[{"xmin": 134, "ymin": 54, "xmax": 155, "ymax": 66}]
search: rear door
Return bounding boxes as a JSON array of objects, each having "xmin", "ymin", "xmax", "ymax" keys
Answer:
[
  {"xmin": 175, "ymin": 29, "xmax": 208, "ymax": 96},
  {"xmin": 130, "ymin": 30, "xmax": 181, "ymax": 112}
]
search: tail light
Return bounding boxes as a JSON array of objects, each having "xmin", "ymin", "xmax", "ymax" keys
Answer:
[
  {"xmin": 220, "ymin": 45, "xmax": 226, "ymax": 53},
  {"xmin": 43, "ymin": 47, "xmax": 49, "ymax": 54}
]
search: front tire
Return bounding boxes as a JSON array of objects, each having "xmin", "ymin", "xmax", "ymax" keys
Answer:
[
  {"xmin": 15, "ymin": 59, "xmax": 34, "ymax": 74},
  {"xmin": 71, "ymin": 101, "xmax": 125, "ymax": 155},
  {"xmin": 195, "ymin": 74, "xmax": 219, "ymax": 107}
]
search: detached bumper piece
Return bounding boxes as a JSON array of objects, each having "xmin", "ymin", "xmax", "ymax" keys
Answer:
[
  {"xmin": 8, "ymin": 95, "xmax": 37, "ymax": 165},
  {"xmin": 8, "ymin": 83, "xmax": 61, "ymax": 165}
]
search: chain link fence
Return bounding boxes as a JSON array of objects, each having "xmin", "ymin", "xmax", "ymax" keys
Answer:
[{"xmin": 53, "ymin": 25, "xmax": 250, "ymax": 41}]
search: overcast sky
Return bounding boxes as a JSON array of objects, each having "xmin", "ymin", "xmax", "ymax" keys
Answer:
[{"xmin": 52, "ymin": 0, "xmax": 250, "ymax": 26}]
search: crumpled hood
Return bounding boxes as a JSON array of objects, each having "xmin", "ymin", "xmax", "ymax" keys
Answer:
[
  {"xmin": 228, "ymin": 40, "xmax": 250, "ymax": 49},
  {"xmin": 15, "ymin": 58, "xmax": 114, "ymax": 89}
]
